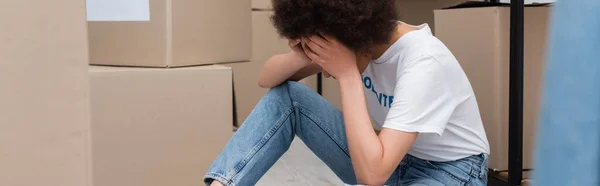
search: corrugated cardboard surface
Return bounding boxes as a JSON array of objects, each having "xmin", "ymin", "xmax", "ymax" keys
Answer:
[
  {"xmin": 251, "ymin": 11, "xmax": 289, "ymax": 65},
  {"xmin": 253, "ymin": 0, "xmax": 273, "ymax": 10},
  {"xmin": 322, "ymin": 78, "xmax": 342, "ymax": 110},
  {"xmin": 255, "ymin": 0, "xmax": 465, "ymax": 31},
  {"xmin": 435, "ymin": 5, "xmax": 550, "ymax": 170},
  {"xmin": 226, "ymin": 11, "xmax": 290, "ymax": 127},
  {"xmin": 89, "ymin": 0, "xmax": 251, "ymax": 67},
  {"xmin": 0, "ymin": 0, "xmax": 92, "ymax": 185},
  {"xmin": 90, "ymin": 65, "xmax": 233, "ymax": 186},
  {"xmin": 172, "ymin": 0, "xmax": 251, "ymax": 66},
  {"xmin": 299, "ymin": 75, "xmax": 318, "ymax": 92},
  {"xmin": 395, "ymin": 0, "xmax": 467, "ymax": 33},
  {"xmin": 88, "ymin": 0, "xmax": 168, "ymax": 67}
]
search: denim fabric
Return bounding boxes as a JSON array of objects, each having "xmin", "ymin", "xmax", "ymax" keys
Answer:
[
  {"xmin": 204, "ymin": 81, "xmax": 487, "ymax": 186},
  {"xmin": 533, "ymin": 0, "xmax": 600, "ymax": 186}
]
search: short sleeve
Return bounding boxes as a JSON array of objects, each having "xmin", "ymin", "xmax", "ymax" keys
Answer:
[{"xmin": 382, "ymin": 55, "xmax": 457, "ymax": 135}]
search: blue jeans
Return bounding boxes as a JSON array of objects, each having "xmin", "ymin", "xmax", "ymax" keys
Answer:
[
  {"xmin": 533, "ymin": 0, "xmax": 600, "ymax": 185},
  {"xmin": 204, "ymin": 81, "xmax": 488, "ymax": 185}
]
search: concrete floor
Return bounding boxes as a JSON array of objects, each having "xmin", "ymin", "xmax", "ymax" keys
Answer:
[{"xmin": 257, "ymin": 138, "xmax": 343, "ymax": 186}]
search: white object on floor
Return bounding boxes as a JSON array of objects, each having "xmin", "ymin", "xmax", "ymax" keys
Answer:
[{"xmin": 257, "ymin": 138, "xmax": 342, "ymax": 186}]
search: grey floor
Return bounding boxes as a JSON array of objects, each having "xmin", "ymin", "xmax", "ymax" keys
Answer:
[{"xmin": 257, "ymin": 138, "xmax": 343, "ymax": 186}]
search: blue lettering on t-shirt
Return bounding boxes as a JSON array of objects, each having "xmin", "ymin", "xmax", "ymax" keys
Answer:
[
  {"xmin": 382, "ymin": 94, "xmax": 389, "ymax": 107},
  {"xmin": 361, "ymin": 75, "xmax": 394, "ymax": 108}
]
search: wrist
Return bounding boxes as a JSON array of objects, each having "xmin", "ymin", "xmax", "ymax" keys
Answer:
[
  {"xmin": 337, "ymin": 70, "xmax": 362, "ymax": 88},
  {"xmin": 289, "ymin": 52, "xmax": 311, "ymax": 65}
]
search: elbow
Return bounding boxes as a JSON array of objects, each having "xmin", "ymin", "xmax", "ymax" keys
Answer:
[
  {"xmin": 257, "ymin": 77, "xmax": 280, "ymax": 89},
  {"xmin": 361, "ymin": 176, "xmax": 388, "ymax": 186},
  {"xmin": 257, "ymin": 80, "xmax": 274, "ymax": 89},
  {"xmin": 358, "ymin": 168, "xmax": 389, "ymax": 186},
  {"xmin": 257, "ymin": 70, "xmax": 274, "ymax": 88}
]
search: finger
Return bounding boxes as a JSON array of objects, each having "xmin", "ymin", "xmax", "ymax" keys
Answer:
[
  {"xmin": 302, "ymin": 39, "xmax": 323, "ymax": 58},
  {"xmin": 305, "ymin": 38, "xmax": 324, "ymax": 56},
  {"xmin": 300, "ymin": 39, "xmax": 310, "ymax": 53},
  {"xmin": 309, "ymin": 35, "xmax": 329, "ymax": 48},
  {"xmin": 301, "ymin": 41, "xmax": 320, "ymax": 61},
  {"xmin": 323, "ymin": 71, "xmax": 331, "ymax": 78},
  {"xmin": 289, "ymin": 39, "xmax": 301, "ymax": 46},
  {"xmin": 305, "ymin": 49, "xmax": 322, "ymax": 64},
  {"xmin": 319, "ymin": 32, "xmax": 335, "ymax": 42},
  {"xmin": 305, "ymin": 40, "xmax": 324, "ymax": 55}
]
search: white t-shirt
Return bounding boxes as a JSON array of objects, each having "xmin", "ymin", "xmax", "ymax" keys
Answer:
[{"xmin": 363, "ymin": 23, "xmax": 490, "ymax": 161}]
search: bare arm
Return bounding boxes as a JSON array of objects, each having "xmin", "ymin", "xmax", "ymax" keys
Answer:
[
  {"xmin": 302, "ymin": 35, "xmax": 418, "ymax": 185},
  {"xmin": 258, "ymin": 39, "xmax": 324, "ymax": 88},
  {"xmin": 257, "ymin": 52, "xmax": 322, "ymax": 88},
  {"xmin": 338, "ymin": 75, "xmax": 417, "ymax": 185}
]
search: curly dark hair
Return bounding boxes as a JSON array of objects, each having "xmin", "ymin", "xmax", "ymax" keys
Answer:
[{"xmin": 271, "ymin": 0, "xmax": 397, "ymax": 54}]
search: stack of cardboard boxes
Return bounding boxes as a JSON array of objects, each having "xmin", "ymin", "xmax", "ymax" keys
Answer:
[
  {"xmin": 87, "ymin": 0, "xmax": 248, "ymax": 185},
  {"xmin": 87, "ymin": 0, "xmax": 321, "ymax": 184},
  {"xmin": 2, "ymin": 0, "xmax": 319, "ymax": 184}
]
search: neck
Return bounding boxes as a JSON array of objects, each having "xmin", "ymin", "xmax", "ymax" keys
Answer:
[
  {"xmin": 356, "ymin": 22, "xmax": 417, "ymax": 74},
  {"xmin": 370, "ymin": 22, "xmax": 416, "ymax": 59}
]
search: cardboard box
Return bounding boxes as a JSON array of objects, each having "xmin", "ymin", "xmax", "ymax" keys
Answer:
[
  {"xmin": 225, "ymin": 11, "xmax": 283, "ymax": 126},
  {"xmin": 227, "ymin": 60, "xmax": 269, "ymax": 127},
  {"xmin": 88, "ymin": 0, "xmax": 251, "ymax": 67},
  {"xmin": 322, "ymin": 78, "xmax": 342, "ymax": 110},
  {"xmin": 434, "ymin": 3, "xmax": 551, "ymax": 170},
  {"xmin": 254, "ymin": 0, "xmax": 464, "ymax": 31},
  {"xmin": 0, "ymin": 0, "xmax": 91, "ymax": 185},
  {"xmin": 227, "ymin": 11, "xmax": 318, "ymax": 126},
  {"xmin": 90, "ymin": 65, "xmax": 233, "ymax": 186},
  {"xmin": 395, "ymin": 0, "xmax": 468, "ymax": 33},
  {"xmin": 299, "ymin": 75, "xmax": 318, "ymax": 92},
  {"xmin": 253, "ymin": 0, "xmax": 273, "ymax": 10}
]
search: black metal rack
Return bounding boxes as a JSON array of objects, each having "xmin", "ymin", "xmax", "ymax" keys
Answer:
[
  {"xmin": 507, "ymin": 0, "xmax": 525, "ymax": 185},
  {"xmin": 317, "ymin": 72, "xmax": 323, "ymax": 95},
  {"xmin": 489, "ymin": 0, "xmax": 525, "ymax": 185},
  {"xmin": 316, "ymin": 0, "xmax": 527, "ymax": 185}
]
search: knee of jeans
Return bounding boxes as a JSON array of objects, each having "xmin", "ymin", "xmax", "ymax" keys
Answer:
[
  {"xmin": 285, "ymin": 81, "xmax": 316, "ymax": 99},
  {"xmin": 264, "ymin": 81, "xmax": 286, "ymax": 97},
  {"xmin": 267, "ymin": 81, "xmax": 312, "ymax": 101}
]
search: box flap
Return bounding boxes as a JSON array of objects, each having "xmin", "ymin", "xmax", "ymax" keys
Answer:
[
  {"xmin": 442, "ymin": 1, "xmax": 551, "ymax": 9},
  {"xmin": 89, "ymin": 64, "xmax": 231, "ymax": 73}
]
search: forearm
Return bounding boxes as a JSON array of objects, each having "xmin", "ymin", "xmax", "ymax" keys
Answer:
[
  {"xmin": 258, "ymin": 52, "xmax": 315, "ymax": 88},
  {"xmin": 338, "ymin": 74, "xmax": 386, "ymax": 184},
  {"xmin": 339, "ymin": 73, "xmax": 418, "ymax": 185}
]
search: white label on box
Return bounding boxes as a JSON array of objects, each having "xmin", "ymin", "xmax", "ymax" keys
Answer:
[{"xmin": 86, "ymin": 0, "xmax": 150, "ymax": 21}]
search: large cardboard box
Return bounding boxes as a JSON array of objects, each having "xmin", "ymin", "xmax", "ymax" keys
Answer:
[
  {"xmin": 322, "ymin": 78, "xmax": 342, "ymax": 110},
  {"xmin": 300, "ymin": 75, "xmax": 318, "ymax": 92},
  {"xmin": 434, "ymin": 3, "xmax": 551, "ymax": 170},
  {"xmin": 90, "ymin": 65, "xmax": 233, "ymax": 186},
  {"xmin": 88, "ymin": 0, "xmax": 251, "ymax": 67},
  {"xmin": 254, "ymin": 0, "xmax": 465, "ymax": 31},
  {"xmin": 227, "ymin": 11, "xmax": 317, "ymax": 126},
  {"xmin": 395, "ymin": 0, "xmax": 467, "ymax": 33},
  {"xmin": 253, "ymin": 0, "xmax": 273, "ymax": 10},
  {"xmin": 0, "ymin": 0, "xmax": 91, "ymax": 185}
]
